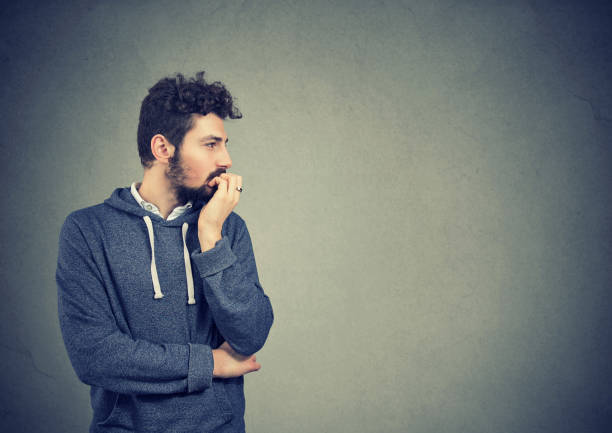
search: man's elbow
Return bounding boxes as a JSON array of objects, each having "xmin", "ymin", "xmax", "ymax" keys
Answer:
[
  {"xmin": 72, "ymin": 357, "xmax": 101, "ymax": 387},
  {"xmin": 231, "ymin": 308, "xmax": 274, "ymax": 356},
  {"xmin": 231, "ymin": 337, "xmax": 268, "ymax": 357}
]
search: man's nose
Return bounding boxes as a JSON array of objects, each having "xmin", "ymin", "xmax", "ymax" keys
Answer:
[{"xmin": 217, "ymin": 146, "xmax": 232, "ymax": 169}]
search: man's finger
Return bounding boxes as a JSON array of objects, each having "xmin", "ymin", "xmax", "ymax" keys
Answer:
[
  {"xmin": 235, "ymin": 175, "xmax": 243, "ymax": 201},
  {"xmin": 207, "ymin": 176, "xmax": 221, "ymax": 188},
  {"xmin": 217, "ymin": 177, "xmax": 228, "ymax": 195},
  {"xmin": 228, "ymin": 174, "xmax": 237, "ymax": 200}
]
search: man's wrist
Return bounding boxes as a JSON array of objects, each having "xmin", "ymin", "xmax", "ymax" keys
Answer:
[
  {"xmin": 211, "ymin": 348, "xmax": 222, "ymax": 378},
  {"xmin": 198, "ymin": 229, "xmax": 222, "ymax": 252}
]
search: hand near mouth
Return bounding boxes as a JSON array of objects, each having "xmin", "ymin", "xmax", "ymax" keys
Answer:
[{"xmin": 198, "ymin": 172, "xmax": 243, "ymax": 252}]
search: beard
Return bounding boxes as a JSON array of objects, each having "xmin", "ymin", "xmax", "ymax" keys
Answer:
[{"xmin": 166, "ymin": 151, "xmax": 225, "ymax": 204}]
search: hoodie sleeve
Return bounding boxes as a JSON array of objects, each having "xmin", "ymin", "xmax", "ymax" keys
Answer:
[
  {"xmin": 56, "ymin": 214, "xmax": 213, "ymax": 395},
  {"xmin": 191, "ymin": 217, "xmax": 273, "ymax": 356}
]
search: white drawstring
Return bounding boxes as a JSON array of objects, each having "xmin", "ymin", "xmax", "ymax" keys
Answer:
[
  {"xmin": 182, "ymin": 223, "xmax": 196, "ymax": 305},
  {"xmin": 142, "ymin": 216, "xmax": 196, "ymax": 305},
  {"xmin": 143, "ymin": 216, "xmax": 164, "ymax": 299}
]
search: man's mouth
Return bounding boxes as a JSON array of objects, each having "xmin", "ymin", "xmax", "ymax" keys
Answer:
[{"xmin": 206, "ymin": 170, "xmax": 227, "ymax": 187}]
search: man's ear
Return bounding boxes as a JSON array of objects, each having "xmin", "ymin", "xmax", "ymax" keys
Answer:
[{"xmin": 150, "ymin": 134, "xmax": 175, "ymax": 164}]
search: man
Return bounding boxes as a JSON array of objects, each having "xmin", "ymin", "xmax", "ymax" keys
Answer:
[{"xmin": 56, "ymin": 71, "xmax": 274, "ymax": 433}]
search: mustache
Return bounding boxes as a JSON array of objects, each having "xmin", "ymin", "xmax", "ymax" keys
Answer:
[{"xmin": 207, "ymin": 169, "xmax": 227, "ymax": 182}]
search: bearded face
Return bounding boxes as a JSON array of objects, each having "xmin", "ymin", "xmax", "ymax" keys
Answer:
[
  {"xmin": 166, "ymin": 148, "xmax": 226, "ymax": 204},
  {"xmin": 163, "ymin": 113, "xmax": 232, "ymax": 205}
]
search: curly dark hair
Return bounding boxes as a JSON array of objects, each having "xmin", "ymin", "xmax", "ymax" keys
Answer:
[{"xmin": 137, "ymin": 71, "xmax": 242, "ymax": 168}]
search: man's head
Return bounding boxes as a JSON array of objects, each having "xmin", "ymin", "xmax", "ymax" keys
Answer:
[
  {"xmin": 137, "ymin": 71, "xmax": 241, "ymax": 168},
  {"xmin": 166, "ymin": 112, "xmax": 233, "ymax": 203},
  {"xmin": 137, "ymin": 71, "xmax": 241, "ymax": 202}
]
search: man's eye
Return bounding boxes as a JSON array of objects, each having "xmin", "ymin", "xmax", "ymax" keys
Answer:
[{"xmin": 205, "ymin": 142, "xmax": 216, "ymax": 148}]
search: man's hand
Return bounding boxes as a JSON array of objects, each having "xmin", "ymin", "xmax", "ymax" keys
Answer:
[
  {"xmin": 212, "ymin": 341, "xmax": 261, "ymax": 378},
  {"xmin": 198, "ymin": 173, "xmax": 243, "ymax": 252}
]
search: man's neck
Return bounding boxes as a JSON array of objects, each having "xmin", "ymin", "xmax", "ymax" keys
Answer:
[{"xmin": 137, "ymin": 168, "xmax": 181, "ymax": 219}]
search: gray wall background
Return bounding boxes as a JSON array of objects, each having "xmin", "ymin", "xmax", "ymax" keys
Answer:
[{"xmin": 1, "ymin": 1, "xmax": 611, "ymax": 432}]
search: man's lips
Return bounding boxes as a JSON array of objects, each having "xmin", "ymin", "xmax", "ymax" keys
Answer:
[{"xmin": 206, "ymin": 170, "xmax": 227, "ymax": 187}]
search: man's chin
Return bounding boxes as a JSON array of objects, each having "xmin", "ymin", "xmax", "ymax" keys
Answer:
[{"xmin": 175, "ymin": 184, "xmax": 216, "ymax": 204}]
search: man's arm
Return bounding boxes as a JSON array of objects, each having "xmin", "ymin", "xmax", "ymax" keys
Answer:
[
  {"xmin": 195, "ymin": 173, "xmax": 274, "ymax": 356},
  {"xmin": 57, "ymin": 215, "xmax": 257, "ymax": 396},
  {"xmin": 192, "ymin": 219, "xmax": 274, "ymax": 356},
  {"xmin": 213, "ymin": 341, "xmax": 261, "ymax": 378}
]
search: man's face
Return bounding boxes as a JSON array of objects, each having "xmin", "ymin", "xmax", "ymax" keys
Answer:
[{"xmin": 166, "ymin": 113, "xmax": 232, "ymax": 203}]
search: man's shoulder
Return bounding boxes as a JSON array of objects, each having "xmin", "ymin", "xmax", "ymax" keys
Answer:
[
  {"xmin": 63, "ymin": 186, "xmax": 135, "ymax": 224},
  {"xmin": 61, "ymin": 198, "xmax": 128, "ymax": 238},
  {"xmin": 64, "ymin": 202, "xmax": 109, "ymax": 225},
  {"xmin": 58, "ymin": 203, "xmax": 107, "ymax": 245}
]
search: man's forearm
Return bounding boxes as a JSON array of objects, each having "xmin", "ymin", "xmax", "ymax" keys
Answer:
[{"xmin": 192, "ymin": 234, "xmax": 274, "ymax": 355}]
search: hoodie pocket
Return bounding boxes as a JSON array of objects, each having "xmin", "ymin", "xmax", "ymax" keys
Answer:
[
  {"xmin": 131, "ymin": 387, "xmax": 233, "ymax": 432},
  {"xmin": 97, "ymin": 393, "xmax": 132, "ymax": 428},
  {"xmin": 212, "ymin": 378, "xmax": 233, "ymax": 420}
]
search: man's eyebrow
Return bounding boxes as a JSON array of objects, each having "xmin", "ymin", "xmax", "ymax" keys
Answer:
[{"xmin": 200, "ymin": 135, "xmax": 229, "ymax": 143}]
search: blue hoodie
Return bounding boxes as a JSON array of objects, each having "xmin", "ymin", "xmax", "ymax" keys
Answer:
[{"xmin": 56, "ymin": 187, "xmax": 274, "ymax": 433}]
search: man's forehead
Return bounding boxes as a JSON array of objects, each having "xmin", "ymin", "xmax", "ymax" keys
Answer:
[{"xmin": 189, "ymin": 113, "xmax": 227, "ymax": 139}]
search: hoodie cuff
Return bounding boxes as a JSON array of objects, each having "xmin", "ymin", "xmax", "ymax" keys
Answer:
[
  {"xmin": 187, "ymin": 343, "xmax": 213, "ymax": 393},
  {"xmin": 191, "ymin": 237, "xmax": 237, "ymax": 277}
]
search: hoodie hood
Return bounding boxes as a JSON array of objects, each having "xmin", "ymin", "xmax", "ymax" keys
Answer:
[{"xmin": 104, "ymin": 186, "xmax": 205, "ymax": 304}]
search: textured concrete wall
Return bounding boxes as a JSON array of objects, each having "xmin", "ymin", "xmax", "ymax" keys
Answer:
[{"xmin": 1, "ymin": 1, "xmax": 611, "ymax": 432}]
